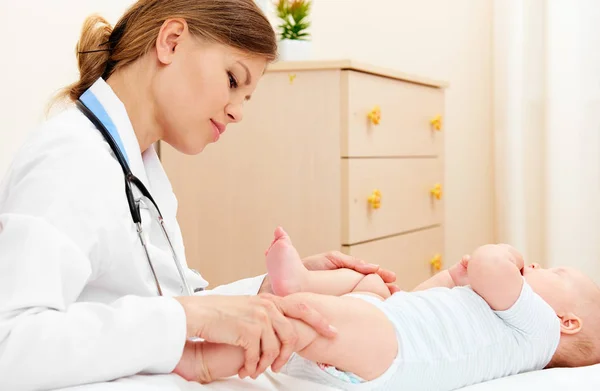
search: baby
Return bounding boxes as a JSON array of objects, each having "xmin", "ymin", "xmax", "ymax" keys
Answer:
[{"xmin": 197, "ymin": 227, "xmax": 600, "ymax": 390}]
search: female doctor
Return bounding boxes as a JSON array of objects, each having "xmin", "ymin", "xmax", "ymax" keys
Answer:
[{"xmin": 0, "ymin": 0, "xmax": 398, "ymax": 389}]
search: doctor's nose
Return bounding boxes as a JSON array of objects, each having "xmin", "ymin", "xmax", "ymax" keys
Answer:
[{"xmin": 226, "ymin": 103, "xmax": 243, "ymax": 124}]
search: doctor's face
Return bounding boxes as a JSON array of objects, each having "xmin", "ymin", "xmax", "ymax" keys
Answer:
[{"xmin": 152, "ymin": 29, "xmax": 267, "ymax": 155}]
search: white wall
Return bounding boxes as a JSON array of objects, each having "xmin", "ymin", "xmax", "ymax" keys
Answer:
[
  {"xmin": 309, "ymin": 0, "xmax": 496, "ymax": 265},
  {"xmin": 545, "ymin": 1, "xmax": 600, "ymax": 280},
  {"xmin": 0, "ymin": 0, "xmax": 495, "ymax": 267},
  {"xmin": 0, "ymin": 1, "xmax": 134, "ymax": 176},
  {"xmin": 493, "ymin": 0, "xmax": 547, "ymax": 263},
  {"xmin": 493, "ymin": 0, "xmax": 600, "ymax": 283}
]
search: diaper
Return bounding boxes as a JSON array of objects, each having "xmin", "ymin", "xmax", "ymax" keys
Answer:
[{"xmin": 317, "ymin": 363, "xmax": 365, "ymax": 384}]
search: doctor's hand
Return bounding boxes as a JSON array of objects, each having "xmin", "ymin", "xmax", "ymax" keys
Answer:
[
  {"xmin": 173, "ymin": 294, "xmax": 337, "ymax": 383},
  {"xmin": 259, "ymin": 251, "xmax": 400, "ymax": 295}
]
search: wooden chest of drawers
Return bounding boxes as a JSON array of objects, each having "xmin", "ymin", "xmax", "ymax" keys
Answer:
[{"xmin": 159, "ymin": 60, "xmax": 447, "ymax": 290}]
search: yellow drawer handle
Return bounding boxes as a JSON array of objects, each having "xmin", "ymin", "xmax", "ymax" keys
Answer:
[
  {"xmin": 289, "ymin": 73, "xmax": 296, "ymax": 84},
  {"xmin": 430, "ymin": 183, "xmax": 442, "ymax": 200},
  {"xmin": 367, "ymin": 105, "xmax": 381, "ymax": 125},
  {"xmin": 430, "ymin": 254, "xmax": 443, "ymax": 271},
  {"xmin": 430, "ymin": 114, "xmax": 443, "ymax": 131},
  {"xmin": 367, "ymin": 189, "xmax": 382, "ymax": 209}
]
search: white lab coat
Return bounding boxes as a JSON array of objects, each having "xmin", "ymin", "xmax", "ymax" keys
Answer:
[{"xmin": 0, "ymin": 78, "xmax": 265, "ymax": 390}]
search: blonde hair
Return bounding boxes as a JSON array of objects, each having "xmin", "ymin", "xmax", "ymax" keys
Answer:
[{"xmin": 56, "ymin": 0, "xmax": 277, "ymax": 103}]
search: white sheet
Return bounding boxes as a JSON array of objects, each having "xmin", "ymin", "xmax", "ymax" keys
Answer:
[
  {"xmin": 56, "ymin": 372, "xmax": 337, "ymax": 391},
  {"xmin": 57, "ymin": 364, "xmax": 600, "ymax": 391},
  {"xmin": 460, "ymin": 364, "xmax": 600, "ymax": 390}
]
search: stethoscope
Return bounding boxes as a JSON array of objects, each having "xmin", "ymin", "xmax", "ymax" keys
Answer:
[{"xmin": 76, "ymin": 90, "xmax": 195, "ymax": 297}]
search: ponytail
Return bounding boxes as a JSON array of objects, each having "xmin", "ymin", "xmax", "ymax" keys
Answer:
[{"xmin": 56, "ymin": 15, "xmax": 113, "ymax": 104}]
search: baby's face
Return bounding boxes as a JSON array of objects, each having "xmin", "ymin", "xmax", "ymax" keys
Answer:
[{"xmin": 523, "ymin": 264, "xmax": 597, "ymax": 315}]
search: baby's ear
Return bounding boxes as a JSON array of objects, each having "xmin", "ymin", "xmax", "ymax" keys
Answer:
[{"xmin": 559, "ymin": 312, "xmax": 583, "ymax": 334}]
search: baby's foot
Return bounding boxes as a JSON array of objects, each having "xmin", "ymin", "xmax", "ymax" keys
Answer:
[{"xmin": 265, "ymin": 227, "xmax": 308, "ymax": 296}]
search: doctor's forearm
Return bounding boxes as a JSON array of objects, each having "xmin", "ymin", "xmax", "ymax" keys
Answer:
[
  {"xmin": 0, "ymin": 297, "xmax": 186, "ymax": 390},
  {"xmin": 0, "ymin": 214, "xmax": 187, "ymax": 390},
  {"xmin": 202, "ymin": 274, "xmax": 268, "ymax": 296}
]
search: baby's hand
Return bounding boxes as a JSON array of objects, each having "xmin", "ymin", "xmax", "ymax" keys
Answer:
[
  {"xmin": 497, "ymin": 244, "xmax": 525, "ymax": 274},
  {"xmin": 470, "ymin": 244, "xmax": 525, "ymax": 275},
  {"xmin": 449, "ymin": 255, "xmax": 470, "ymax": 287}
]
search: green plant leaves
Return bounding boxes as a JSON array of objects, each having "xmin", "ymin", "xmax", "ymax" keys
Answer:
[{"xmin": 274, "ymin": 0, "xmax": 312, "ymax": 40}]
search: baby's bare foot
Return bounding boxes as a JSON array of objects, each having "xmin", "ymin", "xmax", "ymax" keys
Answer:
[{"xmin": 265, "ymin": 227, "xmax": 307, "ymax": 296}]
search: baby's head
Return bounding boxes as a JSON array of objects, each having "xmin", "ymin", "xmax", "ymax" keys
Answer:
[{"xmin": 523, "ymin": 261, "xmax": 600, "ymax": 368}]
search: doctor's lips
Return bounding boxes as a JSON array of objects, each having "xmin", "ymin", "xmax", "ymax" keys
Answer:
[{"xmin": 211, "ymin": 119, "xmax": 226, "ymax": 135}]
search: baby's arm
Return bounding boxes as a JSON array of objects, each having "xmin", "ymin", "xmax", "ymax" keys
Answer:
[
  {"xmin": 467, "ymin": 244, "xmax": 524, "ymax": 311},
  {"xmin": 412, "ymin": 269, "xmax": 456, "ymax": 291},
  {"xmin": 412, "ymin": 255, "xmax": 470, "ymax": 291},
  {"xmin": 202, "ymin": 292, "xmax": 397, "ymax": 383}
]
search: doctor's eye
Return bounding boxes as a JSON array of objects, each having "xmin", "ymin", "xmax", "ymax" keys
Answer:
[{"xmin": 228, "ymin": 72, "xmax": 239, "ymax": 89}]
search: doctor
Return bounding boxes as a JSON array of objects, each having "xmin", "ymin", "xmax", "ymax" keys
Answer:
[{"xmin": 0, "ymin": 0, "xmax": 398, "ymax": 389}]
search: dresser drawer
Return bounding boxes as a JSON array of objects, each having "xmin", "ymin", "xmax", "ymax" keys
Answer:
[
  {"xmin": 341, "ymin": 70, "xmax": 444, "ymax": 157},
  {"xmin": 342, "ymin": 226, "xmax": 444, "ymax": 291},
  {"xmin": 342, "ymin": 158, "xmax": 443, "ymax": 245}
]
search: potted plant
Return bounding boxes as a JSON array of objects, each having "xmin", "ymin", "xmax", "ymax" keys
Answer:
[{"xmin": 274, "ymin": 0, "xmax": 313, "ymax": 61}]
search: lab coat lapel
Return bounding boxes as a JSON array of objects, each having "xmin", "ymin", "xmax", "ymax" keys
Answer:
[
  {"xmin": 87, "ymin": 79, "xmax": 151, "ymax": 190},
  {"xmin": 142, "ymin": 145, "xmax": 177, "ymax": 223}
]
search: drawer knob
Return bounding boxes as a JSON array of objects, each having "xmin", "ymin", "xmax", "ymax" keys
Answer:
[
  {"xmin": 367, "ymin": 189, "xmax": 382, "ymax": 209},
  {"xmin": 367, "ymin": 105, "xmax": 382, "ymax": 125},
  {"xmin": 430, "ymin": 254, "xmax": 443, "ymax": 271},
  {"xmin": 430, "ymin": 183, "xmax": 443, "ymax": 200},
  {"xmin": 430, "ymin": 115, "xmax": 443, "ymax": 131}
]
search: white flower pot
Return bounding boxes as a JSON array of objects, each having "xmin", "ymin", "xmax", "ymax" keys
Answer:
[{"xmin": 278, "ymin": 39, "xmax": 312, "ymax": 61}]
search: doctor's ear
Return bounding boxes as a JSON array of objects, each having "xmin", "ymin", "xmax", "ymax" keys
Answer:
[{"xmin": 155, "ymin": 18, "xmax": 188, "ymax": 64}]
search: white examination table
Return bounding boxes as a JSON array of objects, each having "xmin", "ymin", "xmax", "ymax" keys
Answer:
[{"xmin": 59, "ymin": 364, "xmax": 600, "ymax": 391}]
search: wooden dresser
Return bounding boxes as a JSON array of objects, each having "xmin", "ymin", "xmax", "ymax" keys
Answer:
[{"xmin": 159, "ymin": 60, "xmax": 447, "ymax": 290}]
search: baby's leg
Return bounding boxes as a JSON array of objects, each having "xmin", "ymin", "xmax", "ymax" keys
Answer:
[
  {"xmin": 351, "ymin": 273, "xmax": 391, "ymax": 299},
  {"xmin": 303, "ymin": 268, "xmax": 378, "ymax": 296},
  {"xmin": 266, "ymin": 227, "xmax": 376, "ymax": 297},
  {"xmin": 293, "ymin": 292, "xmax": 396, "ymax": 381},
  {"xmin": 200, "ymin": 292, "xmax": 397, "ymax": 383}
]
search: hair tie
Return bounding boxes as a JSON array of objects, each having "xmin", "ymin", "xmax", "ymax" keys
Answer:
[
  {"xmin": 78, "ymin": 38, "xmax": 114, "ymax": 54},
  {"xmin": 78, "ymin": 48, "xmax": 111, "ymax": 54}
]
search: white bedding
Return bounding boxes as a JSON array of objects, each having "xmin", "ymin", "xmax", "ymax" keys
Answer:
[{"xmin": 59, "ymin": 364, "xmax": 600, "ymax": 391}]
